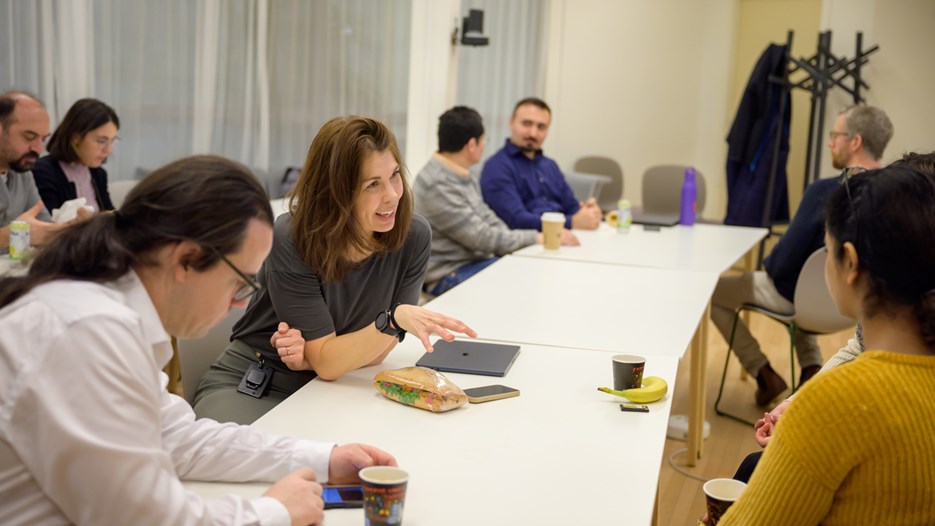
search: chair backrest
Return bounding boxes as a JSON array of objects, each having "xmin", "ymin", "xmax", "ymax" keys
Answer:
[
  {"xmin": 793, "ymin": 248, "xmax": 856, "ymax": 334},
  {"xmin": 564, "ymin": 171, "xmax": 612, "ymax": 202},
  {"xmin": 176, "ymin": 306, "xmax": 245, "ymax": 404},
  {"xmin": 574, "ymin": 156, "xmax": 624, "ymax": 212},
  {"xmin": 108, "ymin": 180, "xmax": 139, "ymax": 209},
  {"xmin": 641, "ymin": 165, "xmax": 707, "ymax": 217}
]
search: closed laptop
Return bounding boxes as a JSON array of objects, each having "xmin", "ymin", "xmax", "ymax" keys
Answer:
[{"xmin": 416, "ymin": 340, "xmax": 520, "ymax": 377}]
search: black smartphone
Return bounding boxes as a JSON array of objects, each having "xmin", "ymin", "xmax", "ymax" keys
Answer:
[
  {"xmin": 322, "ymin": 485, "xmax": 364, "ymax": 509},
  {"xmin": 463, "ymin": 384, "xmax": 520, "ymax": 403}
]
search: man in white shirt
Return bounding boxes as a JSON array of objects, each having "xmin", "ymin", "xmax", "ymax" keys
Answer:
[{"xmin": 0, "ymin": 155, "xmax": 395, "ymax": 525}]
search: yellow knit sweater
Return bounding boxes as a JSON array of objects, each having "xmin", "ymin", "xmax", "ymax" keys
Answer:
[{"xmin": 719, "ymin": 350, "xmax": 935, "ymax": 525}]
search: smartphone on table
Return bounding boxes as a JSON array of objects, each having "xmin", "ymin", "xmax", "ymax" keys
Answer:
[
  {"xmin": 322, "ymin": 485, "xmax": 364, "ymax": 509},
  {"xmin": 463, "ymin": 384, "xmax": 520, "ymax": 403}
]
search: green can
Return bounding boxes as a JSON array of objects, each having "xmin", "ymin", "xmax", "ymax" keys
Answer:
[{"xmin": 9, "ymin": 220, "xmax": 30, "ymax": 261}]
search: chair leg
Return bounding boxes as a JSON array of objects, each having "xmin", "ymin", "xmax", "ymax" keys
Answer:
[
  {"xmin": 788, "ymin": 323, "xmax": 798, "ymax": 394},
  {"xmin": 714, "ymin": 308, "xmax": 757, "ymax": 427}
]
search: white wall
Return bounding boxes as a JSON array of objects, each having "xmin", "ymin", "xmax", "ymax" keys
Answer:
[
  {"xmin": 542, "ymin": 0, "xmax": 738, "ymax": 219},
  {"xmin": 821, "ymin": 0, "xmax": 935, "ymax": 166}
]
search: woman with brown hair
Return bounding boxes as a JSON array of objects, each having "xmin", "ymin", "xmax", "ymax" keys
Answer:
[{"xmin": 194, "ymin": 116, "xmax": 476, "ymax": 424}]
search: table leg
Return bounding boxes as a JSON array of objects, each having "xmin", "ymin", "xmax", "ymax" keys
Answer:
[{"xmin": 687, "ymin": 302, "xmax": 711, "ymax": 465}]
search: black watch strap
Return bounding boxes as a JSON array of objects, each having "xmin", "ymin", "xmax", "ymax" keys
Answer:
[
  {"xmin": 376, "ymin": 306, "xmax": 406, "ymax": 342},
  {"xmin": 389, "ymin": 303, "xmax": 406, "ymax": 342}
]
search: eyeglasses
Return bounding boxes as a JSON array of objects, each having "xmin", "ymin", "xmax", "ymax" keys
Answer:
[
  {"xmin": 94, "ymin": 136, "xmax": 121, "ymax": 149},
  {"xmin": 208, "ymin": 246, "xmax": 261, "ymax": 302},
  {"xmin": 828, "ymin": 131, "xmax": 850, "ymax": 141}
]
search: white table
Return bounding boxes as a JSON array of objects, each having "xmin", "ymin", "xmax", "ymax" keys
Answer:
[
  {"xmin": 186, "ymin": 338, "xmax": 679, "ymax": 525},
  {"xmin": 506, "ymin": 224, "xmax": 768, "ymax": 464},
  {"xmin": 513, "ymin": 222, "xmax": 767, "ymax": 274},
  {"xmin": 425, "ymin": 255, "xmax": 718, "ymax": 360}
]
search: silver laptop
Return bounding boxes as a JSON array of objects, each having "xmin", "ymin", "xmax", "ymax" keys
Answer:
[{"xmin": 416, "ymin": 340, "xmax": 520, "ymax": 377}]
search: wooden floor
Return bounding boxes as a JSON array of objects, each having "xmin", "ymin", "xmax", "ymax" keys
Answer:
[{"xmin": 656, "ymin": 310, "xmax": 852, "ymax": 525}]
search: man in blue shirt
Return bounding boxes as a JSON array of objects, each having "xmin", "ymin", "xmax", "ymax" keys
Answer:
[
  {"xmin": 480, "ymin": 97, "xmax": 602, "ymax": 231},
  {"xmin": 710, "ymin": 105, "xmax": 893, "ymax": 407}
]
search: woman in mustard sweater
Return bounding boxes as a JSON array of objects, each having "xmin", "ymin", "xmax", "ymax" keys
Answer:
[{"xmin": 719, "ymin": 165, "xmax": 935, "ymax": 525}]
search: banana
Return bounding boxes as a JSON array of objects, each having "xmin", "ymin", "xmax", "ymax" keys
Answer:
[{"xmin": 598, "ymin": 376, "xmax": 668, "ymax": 403}]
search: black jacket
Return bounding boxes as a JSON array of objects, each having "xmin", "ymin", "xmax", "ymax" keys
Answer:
[{"xmin": 32, "ymin": 155, "xmax": 115, "ymax": 212}]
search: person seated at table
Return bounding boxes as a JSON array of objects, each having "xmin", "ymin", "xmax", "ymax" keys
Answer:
[
  {"xmin": 712, "ymin": 164, "xmax": 935, "ymax": 525},
  {"xmin": 413, "ymin": 106, "xmax": 579, "ymax": 296},
  {"xmin": 193, "ymin": 116, "xmax": 477, "ymax": 425},
  {"xmin": 32, "ymin": 98, "xmax": 119, "ymax": 213},
  {"xmin": 0, "ymin": 155, "xmax": 396, "ymax": 525},
  {"xmin": 713, "ymin": 151, "xmax": 935, "ymax": 493},
  {"xmin": 480, "ymin": 97, "xmax": 602, "ymax": 231},
  {"xmin": 710, "ymin": 105, "xmax": 893, "ymax": 407}
]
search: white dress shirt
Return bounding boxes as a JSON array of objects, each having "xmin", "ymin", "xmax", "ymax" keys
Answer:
[{"xmin": 0, "ymin": 271, "xmax": 334, "ymax": 525}]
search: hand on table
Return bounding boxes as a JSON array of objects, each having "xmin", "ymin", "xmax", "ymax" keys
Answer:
[
  {"xmin": 15, "ymin": 202, "xmax": 61, "ymax": 246},
  {"xmin": 272, "ymin": 322, "xmax": 310, "ymax": 370},
  {"xmin": 392, "ymin": 304, "xmax": 477, "ymax": 353},
  {"xmin": 328, "ymin": 443, "xmax": 398, "ymax": 484},
  {"xmin": 571, "ymin": 198, "xmax": 602, "ymax": 230},
  {"xmin": 535, "ymin": 229, "xmax": 580, "ymax": 246},
  {"xmin": 264, "ymin": 467, "xmax": 324, "ymax": 526}
]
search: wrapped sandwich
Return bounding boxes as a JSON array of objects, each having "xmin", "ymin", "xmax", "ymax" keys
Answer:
[{"xmin": 373, "ymin": 367, "xmax": 467, "ymax": 412}]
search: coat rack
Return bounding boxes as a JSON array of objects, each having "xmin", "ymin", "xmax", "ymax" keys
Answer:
[{"xmin": 757, "ymin": 30, "xmax": 879, "ymax": 266}]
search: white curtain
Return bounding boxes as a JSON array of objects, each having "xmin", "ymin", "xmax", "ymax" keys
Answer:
[
  {"xmin": 456, "ymin": 0, "xmax": 548, "ymax": 170},
  {"xmin": 0, "ymin": 0, "xmax": 411, "ymax": 196}
]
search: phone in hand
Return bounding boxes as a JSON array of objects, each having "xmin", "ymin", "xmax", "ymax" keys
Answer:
[
  {"xmin": 463, "ymin": 384, "xmax": 520, "ymax": 403},
  {"xmin": 322, "ymin": 485, "xmax": 364, "ymax": 509}
]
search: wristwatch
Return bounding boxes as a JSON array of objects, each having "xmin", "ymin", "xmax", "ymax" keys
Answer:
[{"xmin": 375, "ymin": 304, "xmax": 406, "ymax": 342}]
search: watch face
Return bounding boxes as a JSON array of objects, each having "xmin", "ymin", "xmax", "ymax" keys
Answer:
[{"xmin": 376, "ymin": 311, "xmax": 391, "ymax": 332}]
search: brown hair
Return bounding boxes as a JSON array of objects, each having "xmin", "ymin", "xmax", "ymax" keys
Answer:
[
  {"xmin": 46, "ymin": 98, "xmax": 120, "ymax": 163},
  {"xmin": 289, "ymin": 116, "xmax": 412, "ymax": 283},
  {"xmin": 0, "ymin": 155, "xmax": 273, "ymax": 307}
]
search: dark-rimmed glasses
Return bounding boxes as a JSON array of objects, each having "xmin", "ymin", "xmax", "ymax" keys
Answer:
[{"xmin": 209, "ymin": 246, "xmax": 261, "ymax": 302}]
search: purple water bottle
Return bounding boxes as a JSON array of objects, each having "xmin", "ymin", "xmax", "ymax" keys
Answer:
[{"xmin": 679, "ymin": 167, "xmax": 697, "ymax": 226}]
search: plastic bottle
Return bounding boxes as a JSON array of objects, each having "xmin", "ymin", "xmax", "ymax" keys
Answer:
[
  {"xmin": 617, "ymin": 199, "xmax": 632, "ymax": 233},
  {"xmin": 679, "ymin": 167, "xmax": 697, "ymax": 226}
]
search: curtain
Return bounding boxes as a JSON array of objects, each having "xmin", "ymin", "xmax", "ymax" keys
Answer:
[
  {"xmin": 0, "ymin": 0, "xmax": 411, "ymax": 197},
  {"xmin": 456, "ymin": 0, "xmax": 548, "ymax": 172}
]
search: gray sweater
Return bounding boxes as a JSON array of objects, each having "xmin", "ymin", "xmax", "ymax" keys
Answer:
[{"xmin": 413, "ymin": 155, "xmax": 537, "ymax": 284}]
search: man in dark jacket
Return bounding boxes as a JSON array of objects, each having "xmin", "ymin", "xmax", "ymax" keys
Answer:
[{"xmin": 711, "ymin": 105, "xmax": 893, "ymax": 406}]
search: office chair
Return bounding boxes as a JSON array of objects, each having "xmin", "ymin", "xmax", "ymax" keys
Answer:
[
  {"xmin": 574, "ymin": 156, "xmax": 624, "ymax": 212},
  {"xmin": 641, "ymin": 165, "xmax": 707, "ymax": 218},
  {"xmin": 714, "ymin": 248, "xmax": 855, "ymax": 425}
]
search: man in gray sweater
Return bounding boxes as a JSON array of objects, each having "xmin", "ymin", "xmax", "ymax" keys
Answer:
[{"xmin": 414, "ymin": 106, "xmax": 578, "ymax": 296}]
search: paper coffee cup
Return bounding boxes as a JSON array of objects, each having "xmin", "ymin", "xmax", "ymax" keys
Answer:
[
  {"xmin": 541, "ymin": 212, "xmax": 565, "ymax": 250},
  {"xmin": 361, "ymin": 466, "xmax": 409, "ymax": 525},
  {"xmin": 612, "ymin": 354, "xmax": 646, "ymax": 390},
  {"xmin": 703, "ymin": 478, "xmax": 746, "ymax": 525}
]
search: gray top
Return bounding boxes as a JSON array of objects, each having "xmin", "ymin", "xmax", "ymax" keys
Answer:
[
  {"xmin": 232, "ymin": 212, "xmax": 431, "ymax": 365},
  {"xmin": 0, "ymin": 170, "xmax": 52, "ymax": 227},
  {"xmin": 413, "ymin": 155, "xmax": 536, "ymax": 284}
]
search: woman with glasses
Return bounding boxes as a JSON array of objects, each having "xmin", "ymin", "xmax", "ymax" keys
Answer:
[
  {"xmin": 193, "ymin": 116, "xmax": 477, "ymax": 425},
  {"xmin": 32, "ymin": 98, "xmax": 119, "ymax": 213},
  {"xmin": 0, "ymin": 156, "xmax": 396, "ymax": 525},
  {"xmin": 717, "ymin": 165, "xmax": 935, "ymax": 525}
]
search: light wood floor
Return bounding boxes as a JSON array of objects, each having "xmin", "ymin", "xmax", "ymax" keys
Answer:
[{"xmin": 656, "ymin": 310, "xmax": 852, "ymax": 525}]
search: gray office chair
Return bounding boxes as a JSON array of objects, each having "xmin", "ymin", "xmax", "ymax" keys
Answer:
[
  {"xmin": 177, "ymin": 306, "xmax": 245, "ymax": 404},
  {"xmin": 574, "ymin": 156, "xmax": 624, "ymax": 212},
  {"xmin": 565, "ymin": 171, "xmax": 612, "ymax": 203},
  {"xmin": 714, "ymin": 248, "xmax": 855, "ymax": 425},
  {"xmin": 107, "ymin": 180, "xmax": 139, "ymax": 209},
  {"xmin": 641, "ymin": 165, "xmax": 707, "ymax": 217}
]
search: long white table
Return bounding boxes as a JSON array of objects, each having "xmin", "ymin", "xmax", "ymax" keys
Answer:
[
  {"xmin": 0, "ymin": 254, "xmax": 28, "ymax": 276},
  {"xmin": 513, "ymin": 222, "xmax": 766, "ymax": 274},
  {"xmin": 506, "ymin": 224, "xmax": 768, "ymax": 464},
  {"xmin": 185, "ymin": 338, "xmax": 679, "ymax": 525},
  {"xmin": 425, "ymin": 255, "xmax": 718, "ymax": 360}
]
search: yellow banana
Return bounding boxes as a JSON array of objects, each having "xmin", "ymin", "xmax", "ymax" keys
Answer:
[{"xmin": 597, "ymin": 376, "xmax": 668, "ymax": 403}]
